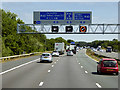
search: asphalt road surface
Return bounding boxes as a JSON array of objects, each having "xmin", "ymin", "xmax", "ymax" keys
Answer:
[{"xmin": 2, "ymin": 49, "xmax": 118, "ymax": 88}]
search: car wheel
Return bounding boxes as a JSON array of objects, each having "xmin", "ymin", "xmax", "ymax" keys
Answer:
[
  {"xmin": 99, "ymin": 70, "xmax": 103, "ymax": 75},
  {"xmin": 97, "ymin": 69, "xmax": 99, "ymax": 74},
  {"xmin": 49, "ymin": 61, "xmax": 52, "ymax": 63},
  {"xmin": 97, "ymin": 68, "xmax": 102, "ymax": 75},
  {"xmin": 116, "ymin": 72, "xmax": 119, "ymax": 75}
]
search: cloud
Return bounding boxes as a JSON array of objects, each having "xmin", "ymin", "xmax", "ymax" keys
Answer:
[{"xmin": 1, "ymin": 0, "xmax": 120, "ymax": 2}]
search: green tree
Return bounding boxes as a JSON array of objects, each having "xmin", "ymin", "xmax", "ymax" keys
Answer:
[{"xmin": 67, "ymin": 39, "xmax": 74, "ymax": 44}]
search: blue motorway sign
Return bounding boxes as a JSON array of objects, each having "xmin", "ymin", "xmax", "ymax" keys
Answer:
[
  {"xmin": 74, "ymin": 13, "xmax": 90, "ymax": 20},
  {"xmin": 33, "ymin": 11, "xmax": 92, "ymax": 25},
  {"xmin": 40, "ymin": 12, "xmax": 64, "ymax": 20},
  {"xmin": 66, "ymin": 12, "xmax": 73, "ymax": 20}
]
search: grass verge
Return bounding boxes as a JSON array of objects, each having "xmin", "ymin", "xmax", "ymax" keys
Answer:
[{"xmin": 86, "ymin": 49, "xmax": 103, "ymax": 62}]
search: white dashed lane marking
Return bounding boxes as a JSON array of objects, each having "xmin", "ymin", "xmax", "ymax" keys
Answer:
[
  {"xmin": 52, "ymin": 65, "xmax": 54, "ymax": 67},
  {"xmin": 39, "ymin": 82, "xmax": 44, "ymax": 87},
  {"xmin": 96, "ymin": 83, "xmax": 102, "ymax": 88},
  {"xmin": 81, "ymin": 66, "xmax": 83, "ymax": 68},
  {"xmin": 48, "ymin": 70, "xmax": 51, "ymax": 73},
  {"xmin": 85, "ymin": 71, "xmax": 88, "ymax": 73}
]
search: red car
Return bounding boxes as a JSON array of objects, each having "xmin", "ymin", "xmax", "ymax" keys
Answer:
[{"xmin": 97, "ymin": 58, "xmax": 119, "ymax": 75}]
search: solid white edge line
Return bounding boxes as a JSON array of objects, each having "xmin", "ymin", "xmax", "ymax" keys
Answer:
[
  {"xmin": 96, "ymin": 83, "xmax": 102, "ymax": 88},
  {"xmin": 85, "ymin": 53, "xmax": 97, "ymax": 62},
  {"xmin": 48, "ymin": 70, "xmax": 51, "ymax": 73},
  {"xmin": 85, "ymin": 49, "xmax": 98, "ymax": 63},
  {"xmin": 39, "ymin": 82, "xmax": 44, "ymax": 87},
  {"xmin": 0, "ymin": 58, "xmax": 40, "ymax": 75}
]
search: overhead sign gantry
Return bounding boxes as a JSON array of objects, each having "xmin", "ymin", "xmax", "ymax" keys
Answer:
[{"xmin": 17, "ymin": 11, "xmax": 120, "ymax": 34}]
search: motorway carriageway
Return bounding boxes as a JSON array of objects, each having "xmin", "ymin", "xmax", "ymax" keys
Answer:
[{"xmin": 1, "ymin": 49, "xmax": 118, "ymax": 88}]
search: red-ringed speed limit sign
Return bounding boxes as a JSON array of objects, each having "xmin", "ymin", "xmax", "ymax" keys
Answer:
[{"xmin": 80, "ymin": 26, "xmax": 87, "ymax": 32}]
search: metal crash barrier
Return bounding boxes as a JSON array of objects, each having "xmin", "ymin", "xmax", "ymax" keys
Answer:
[{"xmin": 0, "ymin": 52, "xmax": 41, "ymax": 61}]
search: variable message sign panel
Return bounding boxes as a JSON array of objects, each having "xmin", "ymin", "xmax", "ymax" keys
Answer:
[{"xmin": 33, "ymin": 11, "xmax": 92, "ymax": 25}]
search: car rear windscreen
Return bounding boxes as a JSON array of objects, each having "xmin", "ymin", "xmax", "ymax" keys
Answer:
[
  {"xmin": 53, "ymin": 51, "xmax": 57, "ymax": 53},
  {"xmin": 42, "ymin": 54, "xmax": 50, "ymax": 56},
  {"xmin": 103, "ymin": 60, "xmax": 117, "ymax": 67}
]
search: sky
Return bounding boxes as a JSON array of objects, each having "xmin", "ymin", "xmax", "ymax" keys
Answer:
[
  {"xmin": 1, "ymin": 1, "xmax": 119, "ymax": 42},
  {"xmin": 1, "ymin": 0, "xmax": 120, "ymax": 2}
]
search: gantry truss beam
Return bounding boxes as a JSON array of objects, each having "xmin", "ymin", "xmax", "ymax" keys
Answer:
[{"xmin": 17, "ymin": 24, "xmax": 120, "ymax": 34}]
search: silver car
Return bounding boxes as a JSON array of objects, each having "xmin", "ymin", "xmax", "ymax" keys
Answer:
[
  {"xmin": 52, "ymin": 51, "xmax": 59, "ymax": 57},
  {"xmin": 40, "ymin": 53, "xmax": 52, "ymax": 63},
  {"xmin": 67, "ymin": 50, "xmax": 73, "ymax": 56}
]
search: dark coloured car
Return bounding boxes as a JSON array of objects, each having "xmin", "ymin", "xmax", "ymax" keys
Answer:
[{"xmin": 106, "ymin": 46, "xmax": 112, "ymax": 53}]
